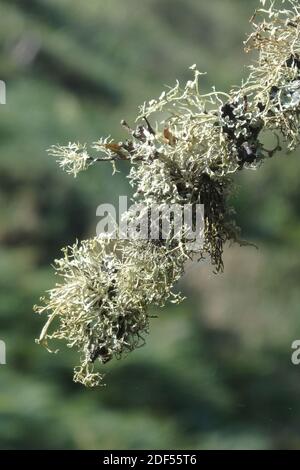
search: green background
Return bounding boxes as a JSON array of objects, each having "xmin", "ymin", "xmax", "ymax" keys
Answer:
[{"xmin": 0, "ymin": 0, "xmax": 300, "ymax": 449}]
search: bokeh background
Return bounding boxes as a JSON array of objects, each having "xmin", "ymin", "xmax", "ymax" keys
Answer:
[{"xmin": 0, "ymin": 0, "xmax": 300, "ymax": 450}]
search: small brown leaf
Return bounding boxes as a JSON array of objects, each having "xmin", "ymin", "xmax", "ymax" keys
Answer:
[
  {"xmin": 104, "ymin": 142, "xmax": 127, "ymax": 159},
  {"xmin": 105, "ymin": 142, "xmax": 122, "ymax": 152},
  {"xmin": 163, "ymin": 127, "xmax": 177, "ymax": 146}
]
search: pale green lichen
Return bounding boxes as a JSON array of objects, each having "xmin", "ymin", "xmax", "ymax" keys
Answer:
[
  {"xmin": 35, "ymin": 0, "xmax": 300, "ymax": 386},
  {"xmin": 35, "ymin": 237, "xmax": 186, "ymax": 386}
]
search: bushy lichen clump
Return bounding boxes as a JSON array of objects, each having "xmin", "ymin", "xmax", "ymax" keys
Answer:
[
  {"xmin": 35, "ymin": 0, "xmax": 300, "ymax": 386},
  {"xmin": 36, "ymin": 238, "xmax": 186, "ymax": 387}
]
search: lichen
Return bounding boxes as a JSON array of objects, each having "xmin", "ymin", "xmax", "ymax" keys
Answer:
[{"xmin": 35, "ymin": 0, "xmax": 300, "ymax": 386}]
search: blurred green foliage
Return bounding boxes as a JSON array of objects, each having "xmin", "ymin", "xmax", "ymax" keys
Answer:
[{"xmin": 0, "ymin": 0, "xmax": 300, "ymax": 450}]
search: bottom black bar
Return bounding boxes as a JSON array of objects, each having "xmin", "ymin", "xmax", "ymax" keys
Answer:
[{"xmin": 0, "ymin": 449, "xmax": 297, "ymax": 465}]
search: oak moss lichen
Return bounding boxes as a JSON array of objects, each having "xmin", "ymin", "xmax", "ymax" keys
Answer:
[{"xmin": 35, "ymin": 0, "xmax": 300, "ymax": 386}]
